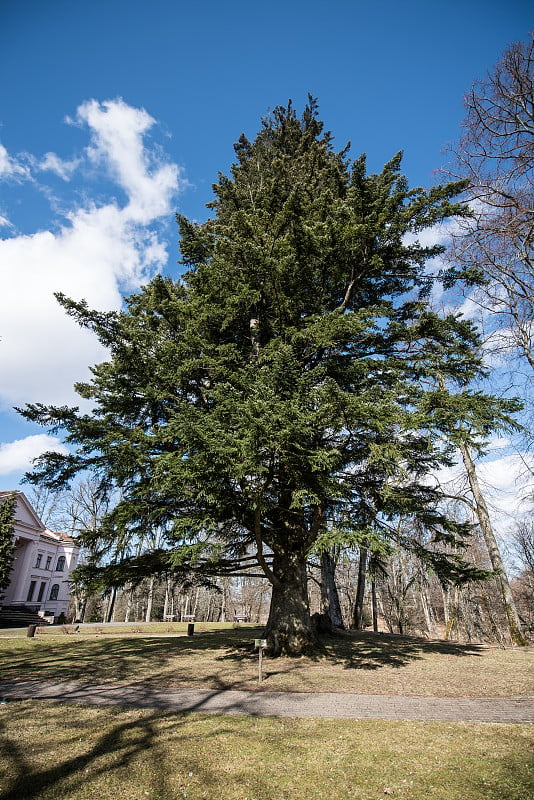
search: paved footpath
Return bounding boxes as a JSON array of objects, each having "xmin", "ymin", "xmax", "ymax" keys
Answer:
[{"xmin": 1, "ymin": 680, "xmax": 533, "ymax": 723}]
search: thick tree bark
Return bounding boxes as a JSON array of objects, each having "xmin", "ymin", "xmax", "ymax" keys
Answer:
[
  {"xmin": 459, "ymin": 440, "xmax": 527, "ymax": 646},
  {"xmin": 265, "ymin": 550, "xmax": 316, "ymax": 656},
  {"xmin": 320, "ymin": 550, "xmax": 344, "ymax": 628}
]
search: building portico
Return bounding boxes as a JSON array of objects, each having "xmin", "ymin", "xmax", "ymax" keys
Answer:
[{"xmin": 1, "ymin": 491, "xmax": 79, "ymax": 622}]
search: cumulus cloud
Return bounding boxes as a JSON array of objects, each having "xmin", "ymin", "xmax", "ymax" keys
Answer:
[
  {"xmin": 0, "ymin": 98, "xmax": 181, "ymax": 410},
  {"xmin": 0, "ymin": 435, "xmax": 68, "ymax": 476},
  {"xmin": 75, "ymin": 99, "xmax": 179, "ymax": 223}
]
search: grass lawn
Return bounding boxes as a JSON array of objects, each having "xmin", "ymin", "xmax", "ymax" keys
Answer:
[
  {"xmin": 0, "ymin": 700, "xmax": 532, "ymax": 800},
  {"xmin": 0, "ymin": 624, "xmax": 532, "ymax": 696},
  {"xmin": 0, "ymin": 625, "xmax": 532, "ymax": 799}
]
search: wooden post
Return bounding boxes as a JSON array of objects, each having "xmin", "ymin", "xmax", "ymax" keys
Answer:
[{"xmin": 255, "ymin": 638, "xmax": 267, "ymax": 683}]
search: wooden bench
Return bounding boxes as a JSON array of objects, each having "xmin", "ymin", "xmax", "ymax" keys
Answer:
[
  {"xmin": 233, "ymin": 614, "xmax": 251, "ymax": 623},
  {"xmin": 181, "ymin": 614, "xmax": 196, "ymax": 623}
]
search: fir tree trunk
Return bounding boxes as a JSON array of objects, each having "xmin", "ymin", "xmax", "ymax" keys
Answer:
[
  {"xmin": 265, "ymin": 550, "xmax": 316, "ymax": 656},
  {"xmin": 320, "ymin": 550, "xmax": 344, "ymax": 628},
  {"xmin": 459, "ymin": 441, "xmax": 527, "ymax": 646}
]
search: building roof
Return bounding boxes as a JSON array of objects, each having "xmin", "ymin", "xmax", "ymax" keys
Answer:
[
  {"xmin": 43, "ymin": 528, "xmax": 77, "ymax": 546},
  {"xmin": 2, "ymin": 490, "xmax": 78, "ymax": 548}
]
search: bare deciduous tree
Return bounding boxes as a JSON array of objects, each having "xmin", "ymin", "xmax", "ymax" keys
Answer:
[{"xmin": 449, "ymin": 35, "xmax": 534, "ymax": 376}]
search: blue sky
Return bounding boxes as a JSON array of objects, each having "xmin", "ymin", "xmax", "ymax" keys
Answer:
[{"xmin": 0, "ymin": 0, "xmax": 532, "ymax": 530}]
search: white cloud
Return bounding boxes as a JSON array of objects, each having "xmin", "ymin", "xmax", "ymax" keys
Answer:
[
  {"xmin": 38, "ymin": 152, "xmax": 80, "ymax": 180},
  {"xmin": 434, "ymin": 449, "xmax": 534, "ymax": 540},
  {"xmin": 403, "ymin": 219, "xmax": 457, "ymax": 251},
  {"xmin": 76, "ymin": 99, "xmax": 179, "ymax": 223},
  {"xmin": 0, "ymin": 99, "xmax": 181, "ymax": 410},
  {"xmin": 0, "ymin": 143, "xmax": 30, "ymax": 180},
  {"xmin": 0, "ymin": 435, "xmax": 68, "ymax": 476}
]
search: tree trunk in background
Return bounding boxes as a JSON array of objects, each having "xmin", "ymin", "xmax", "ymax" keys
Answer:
[
  {"xmin": 420, "ymin": 584, "xmax": 438, "ymax": 638},
  {"xmin": 219, "ymin": 578, "xmax": 229, "ymax": 622},
  {"xmin": 75, "ymin": 595, "xmax": 87, "ymax": 623},
  {"xmin": 124, "ymin": 586, "xmax": 134, "ymax": 623},
  {"xmin": 104, "ymin": 586, "xmax": 117, "ymax": 623},
  {"xmin": 371, "ymin": 578, "xmax": 378, "ymax": 632},
  {"xmin": 377, "ymin": 586, "xmax": 394, "ymax": 634},
  {"xmin": 353, "ymin": 544, "xmax": 368, "ymax": 629},
  {"xmin": 320, "ymin": 550, "xmax": 344, "ymax": 628},
  {"xmin": 145, "ymin": 575, "xmax": 155, "ymax": 623},
  {"xmin": 444, "ymin": 585, "xmax": 459, "ymax": 641},
  {"xmin": 163, "ymin": 577, "xmax": 172, "ymax": 619},
  {"xmin": 459, "ymin": 441, "xmax": 527, "ymax": 646},
  {"xmin": 192, "ymin": 586, "xmax": 200, "ymax": 617}
]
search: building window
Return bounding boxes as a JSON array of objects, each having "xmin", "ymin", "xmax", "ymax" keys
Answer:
[
  {"xmin": 49, "ymin": 584, "xmax": 59, "ymax": 601},
  {"xmin": 37, "ymin": 582, "xmax": 46, "ymax": 602},
  {"xmin": 26, "ymin": 581, "xmax": 36, "ymax": 602},
  {"xmin": 35, "ymin": 554, "xmax": 42, "ymax": 568},
  {"xmin": 46, "ymin": 556, "xmax": 52, "ymax": 570},
  {"xmin": 56, "ymin": 556, "xmax": 66, "ymax": 572}
]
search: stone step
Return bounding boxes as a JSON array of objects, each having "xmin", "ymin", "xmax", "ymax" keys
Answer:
[{"xmin": 0, "ymin": 607, "xmax": 52, "ymax": 628}]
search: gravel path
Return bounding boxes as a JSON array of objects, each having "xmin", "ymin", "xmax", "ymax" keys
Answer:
[{"xmin": 1, "ymin": 679, "xmax": 533, "ymax": 723}]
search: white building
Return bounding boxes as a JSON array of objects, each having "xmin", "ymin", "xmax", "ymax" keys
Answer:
[{"xmin": 1, "ymin": 491, "xmax": 80, "ymax": 622}]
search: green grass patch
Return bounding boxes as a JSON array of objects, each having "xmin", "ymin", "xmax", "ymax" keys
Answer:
[
  {"xmin": 0, "ymin": 701, "xmax": 532, "ymax": 800},
  {"xmin": 0, "ymin": 627, "xmax": 532, "ymax": 697}
]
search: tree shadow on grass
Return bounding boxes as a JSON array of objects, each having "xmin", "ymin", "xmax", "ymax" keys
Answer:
[
  {"xmin": 320, "ymin": 630, "xmax": 487, "ymax": 671},
  {"xmin": 209, "ymin": 629, "xmax": 489, "ymax": 687},
  {"xmin": 0, "ymin": 628, "xmax": 264, "ymax": 687},
  {"xmin": 0, "ymin": 696, "xmax": 252, "ymax": 800},
  {"xmin": 1, "ymin": 699, "xmax": 532, "ymax": 800},
  {"xmin": 0, "ymin": 627, "xmax": 490, "ymax": 693}
]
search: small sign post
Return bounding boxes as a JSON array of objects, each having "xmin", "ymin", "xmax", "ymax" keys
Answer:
[{"xmin": 255, "ymin": 638, "xmax": 267, "ymax": 683}]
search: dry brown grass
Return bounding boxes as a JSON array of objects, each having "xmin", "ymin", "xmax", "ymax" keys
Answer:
[
  {"xmin": 0, "ymin": 700, "xmax": 532, "ymax": 800},
  {"xmin": 1, "ymin": 625, "xmax": 532, "ymax": 697}
]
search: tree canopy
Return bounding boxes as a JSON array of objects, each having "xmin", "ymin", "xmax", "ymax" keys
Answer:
[
  {"xmin": 0, "ymin": 493, "xmax": 17, "ymax": 596},
  {"xmin": 20, "ymin": 99, "xmax": 519, "ymax": 654}
]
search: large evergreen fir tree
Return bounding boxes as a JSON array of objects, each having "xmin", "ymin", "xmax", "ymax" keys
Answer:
[{"xmin": 21, "ymin": 99, "xmax": 519, "ymax": 654}]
